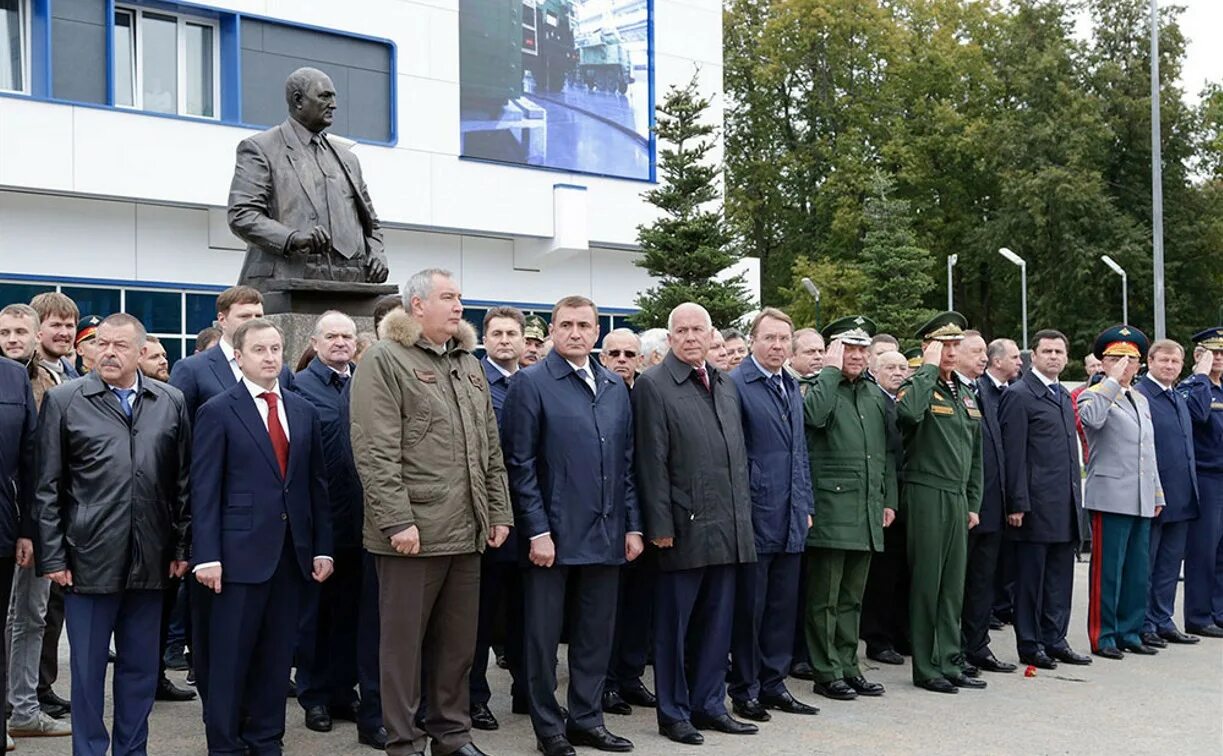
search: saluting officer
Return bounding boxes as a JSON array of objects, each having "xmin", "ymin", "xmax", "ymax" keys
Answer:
[
  {"xmin": 895, "ymin": 312, "xmax": 984, "ymax": 694},
  {"xmin": 803, "ymin": 316, "xmax": 896, "ymax": 702},
  {"xmin": 1179, "ymin": 328, "xmax": 1223, "ymax": 638}
]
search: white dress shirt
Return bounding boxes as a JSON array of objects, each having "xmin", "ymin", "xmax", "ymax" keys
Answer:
[
  {"xmin": 218, "ymin": 338, "xmax": 244, "ymax": 382},
  {"xmin": 567, "ymin": 357, "xmax": 596, "ymax": 394}
]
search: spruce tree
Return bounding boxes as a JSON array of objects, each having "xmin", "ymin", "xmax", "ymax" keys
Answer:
[{"xmin": 858, "ymin": 173, "xmax": 938, "ymax": 337}]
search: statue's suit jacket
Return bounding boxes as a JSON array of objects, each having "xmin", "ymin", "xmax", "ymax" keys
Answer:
[{"xmin": 228, "ymin": 119, "xmax": 385, "ymax": 289}]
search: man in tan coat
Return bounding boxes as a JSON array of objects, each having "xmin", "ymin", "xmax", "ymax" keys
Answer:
[{"xmin": 350, "ymin": 268, "xmax": 512, "ymax": 756}]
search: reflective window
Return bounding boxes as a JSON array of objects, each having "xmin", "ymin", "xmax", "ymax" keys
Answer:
[
  {"xmin": 186, "ymin": 293, "xmax": 218, "ymax": 333},
  {"xmin": 126, "ymin": 289, "xmax": 181, "ymax": 334},
  {"xmin": 0, "ymin": 282, "xmax": 54, "ymax": 306},
  {"xmin": 114, "ymin": 5, "xmax": 218, "ymax": 119},
  {"xmin": 61, "ymin": 287, "xmax": 121, "ymax": 320},
  {"xmin": 114, "ymin": 9, "xmax": 135, "ymax": 106},
  {"xmin": 184, "ymin": 22, "xmax": 214, "ymax": 117},
  {"xmin": 0, "ymin": 0, "xmax": 24, "ymax": 93}
]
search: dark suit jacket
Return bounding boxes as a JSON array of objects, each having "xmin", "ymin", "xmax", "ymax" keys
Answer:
[
  {"xmin": 1136, "ymin": 375, "xmax": 1199, "ymax": 522},
  {"xmin": 482, "ymin": 357, "xmax": 519, "ymax": 562},
  {"xmin": 190, "ymin": 382, "xmax": 333, "ymax": 584},
  {"xmin": 731, "ymin": 361, "xmax": 812, "ymax": 554},
  {"xmin": 170, "ymin": 344, "xmax": 295, "ymax": 420},
  {"xmin": 291, "ymin": 358, "xmax": 363, "ymax": 550},
  {"xmin": 0, "ymin": 360, "xmax": 38, "ymax": 550},
  {"xmin": 228, "ymin": 119, "xmax": 385, "ymax": 288},
  {"xmin": 633, "ymin": 352, "xmax": 756, "ymax": 572},
  {"xmin": 974, "ymin": 375, "xmax": 1007, "ymax": 533},
  {"xmin": 501, "ymin": 351, "xmax": 639, "ymax": 566},
  {"xmin": 998, "ymin": 370, "xmax": 1081, "ymax": 543}
]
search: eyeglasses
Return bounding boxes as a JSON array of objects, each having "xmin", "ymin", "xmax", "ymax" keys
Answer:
[{"xmin": 605, "ymin": 350, "xmax": 638, "ymax": 358}]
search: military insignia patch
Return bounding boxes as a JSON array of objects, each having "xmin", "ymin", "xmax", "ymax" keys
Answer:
[
  {"xmin": 468, "ymin": 374, "xmax": 485, "ymax": 390},
  {"xmin": 413, "ymin": 369, "xmax": 438, "ymax": 384},
  {"xmin": 931, "ymin": 405, "xmax": 955, "ymax": 416}
]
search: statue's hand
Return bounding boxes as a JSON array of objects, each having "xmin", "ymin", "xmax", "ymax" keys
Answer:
[
  {"xmin": 286, "ymin": 231, "xmax": 314, "ymax": 257},
  {"xmin": 366, "ymin": 254, "xmax": 389, "ymax": 283}
]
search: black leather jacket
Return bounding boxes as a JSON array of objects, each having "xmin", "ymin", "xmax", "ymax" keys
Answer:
[{"xmin": 34, "ymin": 373, "xmax": 191, "ymax": 593}]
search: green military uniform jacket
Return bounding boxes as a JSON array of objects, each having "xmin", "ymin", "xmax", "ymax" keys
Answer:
[
  {"xmin": 895, "ymin": 364, "xmax": 983, "ymax": 510},
  {"xmin": 803, "ymin": 367, "xmax": 897, "ymax": 551}
]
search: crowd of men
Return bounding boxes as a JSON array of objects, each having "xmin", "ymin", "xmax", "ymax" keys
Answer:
[{"xmin": 0, "ymin": 271, "xmax": 1220, "ymax": 756}]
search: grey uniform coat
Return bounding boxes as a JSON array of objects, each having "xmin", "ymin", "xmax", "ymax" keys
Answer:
[
  {"xmin": 633, "ymin": 352, "xmax": 756, "ymax": 572},
  {"xmin": 1077, "ymin": 378, "xmax": 1164, "ymax": 518}
]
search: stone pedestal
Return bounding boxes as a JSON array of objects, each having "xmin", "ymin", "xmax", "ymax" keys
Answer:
[
  {"xmin": 258, "ymin": 278, "xmax": 396, "ymax": 366},
  {"xmin": 266, "ymin": 312, "xmax": 375, "ymax": 370}
]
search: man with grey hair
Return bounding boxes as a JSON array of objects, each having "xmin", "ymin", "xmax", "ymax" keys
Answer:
[
  {"xmin": 639, "ymin": 328, "xmax": 668, "ymax": 370},
  {"xmin": 600, "ymin": 329, "xmax": 643, "ymax": 390},
  {"xmin": 229, "ymin": 67, "xmax": 388, "ymax": 290},
  {"xmin": 350, "ymin": 269, "xmax": 512, "ymax": 756},
  {"xmin": 292, "ymin": 310, "xmax": 385, "ymax": 747},
  {"xmin": 987, "ymin": 339, "xmax": 1022, "ymax": 386}
]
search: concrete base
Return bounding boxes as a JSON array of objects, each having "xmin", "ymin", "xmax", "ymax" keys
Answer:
[{"xmin": 265, "ymin": 312, "xmax": 374, "ymax": 370}]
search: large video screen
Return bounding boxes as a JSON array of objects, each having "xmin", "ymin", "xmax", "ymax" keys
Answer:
[{"xmin": 458, "ymin": 0, "xmax": 654, "ymax": 181}]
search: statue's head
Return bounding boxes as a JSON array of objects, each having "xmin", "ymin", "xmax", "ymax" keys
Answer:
[{"xmin": 285, "ymin": 67, "xmax": 336, "ymax": 133}]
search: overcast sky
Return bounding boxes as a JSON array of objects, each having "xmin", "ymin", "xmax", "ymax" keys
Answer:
[{"xmin": 1176, "ymin": 0, "xmax": 1222, "ymax": 101}]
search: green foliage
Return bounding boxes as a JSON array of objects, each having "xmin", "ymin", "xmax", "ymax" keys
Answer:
[
  {"xmin": 631, "ymin": 73, "xmax": 753, "ymax": 330},
  {"xmin": 774, "ymin": 256, "xmax": 869, "ymax": 331},
  {"xmin": 724, "ymin": 0, "xmax": 1223, "ymax": 354}
]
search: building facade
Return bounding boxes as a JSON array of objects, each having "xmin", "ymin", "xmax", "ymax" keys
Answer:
[{"xmin": 0, "ymin": 0, "xmax": 724, "ymax": 363}]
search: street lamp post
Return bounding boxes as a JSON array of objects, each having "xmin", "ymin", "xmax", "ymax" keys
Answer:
[
  {"xmin": 801, "ymin": 277, "xmax": 821, "ymax": 331},
  {"xmin": 998, "ymin": 247, "xmax": 1028, "ymax": 350},
  {"xmin": 947, "ymin": 254, "xmax": 958, "ymax": 311},
  {"xmin": 1100, "ymin": 255, "xmax": 1129, "ymax": 324}
]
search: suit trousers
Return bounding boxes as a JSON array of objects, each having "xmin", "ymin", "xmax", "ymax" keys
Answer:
[
  {"xmin": 157, "ymin": 575, "xmax": 182, "ymax": 680},
  {"xmin": 37, "ymin": 581, "xmax": 65, "ymax": 699},
  {"xmin": 606, "ymin": 551, "xmax": 655, "ymax": 692},
  {"xmin": 1012, "ymin": 540, "xmax": 1075, "ymax": 656},
  {"xmin": 992, "ymin": 540, "xmax": 1017, "ymax": 622},
  {"xmin": 804, "ymin": 548, "xmax": 870, "ymax": 683},
  {"xmin": 792, "ymin": 550, "xmax": 810, "ymax": 669},
  {"xmin": 7, "ymin": 562, "xmax": 49, "ymax": 722},
  {"xmin": 523, "ymin": 563, "xmax": 619, "ymax": 738},
  {"xmin": 472, "ymin": 556, "xmax": 525, "ymax": 707},
  {"xmin": 860, "ymin": 521, "xmax": 910, "ymax": 655},
  {"xmin": 356, "ymin": 551, "xmax": 383, "ymax": 732},
  {"xmin": 64, "ymin": 588, "xmax": 161, "ymax": 756},
  {"xmin": 653, "ymin": 564, "xmax": 735, "ymax": 725},
  {"xmin": 729, "ymin": 552, "xmax": 801, "ymax": 702},
  {"xmin": 201, "ymin": 547, "xmax": 306, "ymax": 756},
  {"xmin": 905, "ymin": 485, "xmax": 969, "ymax": 684},
  {"xmin": 1088, "ymin": 512, "xmax": 1150, "ymax": 651},
  {"xmin": 1145, "ymin": 518, "xmax": 1191, "ymax": 633},
  {"xmin": 1184, "ymin": 471, "xmax": 1223, "ymax": 628},
  {"xmin": 298, "ymin": 546, "xmax": 365, "ymax": 715},
  {"xmin": 377, "ymin": 553, "xmax": 480, "ymax": 756},
  {"xmin": 961, "ymin": 529, "xmax": 1002, "ymax": 658}
]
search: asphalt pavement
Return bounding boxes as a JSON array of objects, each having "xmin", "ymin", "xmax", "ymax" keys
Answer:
[{"xmin": 13, "ymin": 562, "xmax": 1222, "ymax": 755}]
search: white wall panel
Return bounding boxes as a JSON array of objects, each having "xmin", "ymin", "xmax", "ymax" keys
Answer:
[
  {"xmin": 136, "ymin": 204, "xmax": 245, "ymax": 285},
  {"xmin": 383, "ymin": 228, "xmax": 461, "ymax": 286},
  {"xmin": 0, "ymin": 100, "xmax": 75, "ymax": 193},
  {"xmin": 0, "ymin": 192, "xmax": 137, "ymax": 279}
]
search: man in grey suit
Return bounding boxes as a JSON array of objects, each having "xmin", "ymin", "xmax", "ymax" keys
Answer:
[
  {"xmin": 1077, "ymin": 325, "xmax": 1164, "ymax": 660},
  {"xmin": 633, "ymin": 303, "xmax": 758, "ymax": 745},
  {"xmin": 228, "ymin": 67, "xmax": 388, "ymax": 289}
]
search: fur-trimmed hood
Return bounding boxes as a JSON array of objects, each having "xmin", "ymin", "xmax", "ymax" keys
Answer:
[{"xmin": 378, "ymin": 309, "xmax": 477, "ymax": 353}]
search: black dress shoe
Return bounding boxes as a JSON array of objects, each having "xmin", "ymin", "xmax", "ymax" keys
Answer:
[
  {"xmin": 968, "ymin": 653, "xmax": 1017, "ymax": 673},
  {"xmin": 790, "ymin": 661, "xmax": 817, "ymax": 680},
  {"xmin": 1121, "ymin": 643, "xmax": 1158, "ymax": 655},
  {"xmin": 915, "ymin": 678, "xmax": 958, "ymax": 694},
  {"xmin": 40, "ymin": 699, "xmax": 70, "ymax": 720},
  {"xmin": 156, "ymin": 676, "xmax": 197, "ymax": 702},
  {"xmin": 620, "ymin": 683, "xmax": 657, "ymax": 708},
  {"xmin": 989, "ymin": 616, "xmax": 1005, "ymax": 630},
  {"xmin": 658, "ymin": 720, "xmax": 704, "ymax": 745},
  {"xmin": 602, "ymin": 689, "xmax": 633, "ymax": 716},
  {"xmin": 867, "ymin": 648, "xmax": 905, "ymax": 665},
  {"xmin": 470, "ymin": 702, "xmax": 499, "ymax": 731},
  {"xmin": 731, "ymin": 698, "xmax": 771, "ymax": 722},
  {"xmin": 1093, "ymin": 647, "xmax": 1125, "ymax": 660},
  {"xmin": 759, "ymin": 690, "xmax": 819, "ymax": 715},
  {"xmin": 452, "ymin": 744, "xmax": 491, "ymax": 756},
  {"xmin": 959, "ymin": 661, "xmax": 981, "ymax": 678},
  {"xmin": 1158, "ymin": 628, "xmax": 1200, "ymax": 645},
  {"xmin": 537, "ymin": 734, "xmax": 577, "ymax": 756},
  {"xmin": 844, "ymin": 676, "xmax": 885, "ymax": 696},
  {"xmin": 1187, "ymin": 624, "xmax": 1223, "ymax": 638},
  {"xmin": 1018, "ymin": 652, "xmax": 1058, "ymax": 670},
  {"xmin": 945, "ymin": 674, "xmax": 987, "ymax": 689},
  {"xmin": 690, "ymin": 713, "xmax": 758, "ymax": 735},
  {"xmin": 812, "ymin": 679, "xmax": 857, "ymax": 701},
  {"xmin": 358, "ymin": 726, "xmax": 388, "ymax": 750},
  {"xmin": 566, "ymin": 725, "xmax": 633, "ymax": 752},
  {"xmin": 1140, "ymin": 632, "xmax": 1168, "ymax": 649},
  {"xmin": 304, "ymin": 705, "xmax": 333, "ymax": 733},
  {"xmin": 1049, "ymin": 647, "xmax": 1093, "ymax": 666}
]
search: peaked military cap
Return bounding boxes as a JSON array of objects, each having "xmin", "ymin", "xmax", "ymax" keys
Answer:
[
  {"xmin": 904, "ymin": 347, "xmax": 923, "ymax": 368},
  {"xmin": 76, "ymin": 314, "xmax": 102, "ymax": 346},
  {"xmin": 523, "ymin": 315, "xmax": 547, "ymax": 343},
  {"xmin": 1092, "ymin": 324, "xmax": 1150, "ymax": 360},
  {"xmin": 821, "ymin": 315, "xmax": 877, "ymax": 347},
  {"xmin": 1191, "ymin": 327, "xmax": 1223, "ymax": 351},
  {"xmin": 914, "ymin": 311, "xmax": 968, "ymax": 342}
]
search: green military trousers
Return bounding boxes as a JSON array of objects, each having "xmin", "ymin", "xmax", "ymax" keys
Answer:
[
  {"xmin": 804, "ymin": 547, "xmax": 872, "ymax": 683},
  {"xmin": 904, "ymin": 483, "xmax": 968, "ymax": 684}
]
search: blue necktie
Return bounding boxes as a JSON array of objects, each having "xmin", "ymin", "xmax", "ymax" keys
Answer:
[{"xmin": 112, "ymin": 388, "xmax": 135, "ymax": 418}]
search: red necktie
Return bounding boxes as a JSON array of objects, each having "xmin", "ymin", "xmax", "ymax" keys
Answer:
[
  {"xmin": 695, "ymin": 366, "xmax": 711, "ymax": 393},
  {"xmin": 260, "ymin": 392, "xmax": 289, "ymax": 477}
]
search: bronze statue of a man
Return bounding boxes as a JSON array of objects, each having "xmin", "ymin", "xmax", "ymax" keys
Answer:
[{"xmin": 228, "ymin": 67, "xmax": 389, "ymax": 289}]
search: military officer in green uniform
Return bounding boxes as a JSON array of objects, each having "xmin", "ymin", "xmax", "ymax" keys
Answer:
[
  {"xmin": 803, "ymin": 316, "xmax": 897, "ymax": 701},
  {"xmin": 896, "ymin": 312, "xmax": 985, "ymax": 694}
]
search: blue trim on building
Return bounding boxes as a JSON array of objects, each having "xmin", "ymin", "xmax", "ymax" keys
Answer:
[
  {"xmin": 2, "ymin": 0, "xmax": 398, "ymax": 147},
  {"xmin": 0, "ymin": 272, "xmax": 228, "ymax": 293},
  {"xmin": 646, "ymin": 0, "xmax": 657, "ymax": 184},
  {"xmin": 463, "ymin": 299, "xmax": 636, "ymax": 316},
  {"xmin": 553, "ymin": 183, "xmax": 588, "ymax": 191}
]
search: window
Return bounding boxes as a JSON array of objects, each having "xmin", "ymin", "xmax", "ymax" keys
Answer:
[
  {"xmin": 0, "ymin": 0, "xmax": 27, "ymax": 93},
  {"xmin": 113, "ymin": 5, "xmax": 218, "ymax": 118}
]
